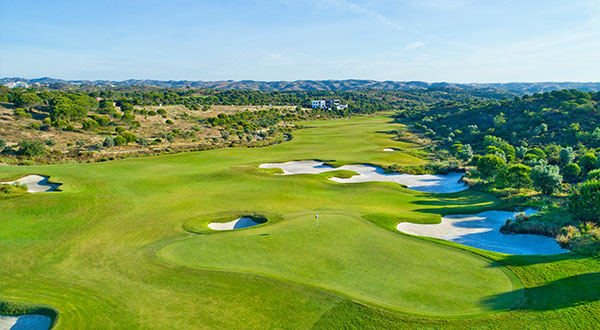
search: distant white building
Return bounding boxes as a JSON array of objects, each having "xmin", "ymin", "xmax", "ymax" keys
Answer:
[
  {"xmin": 311, "ymin": 100, "xmax": 326, "ymax": 109},
  {"xmin": 4, "ymin": 81, "xmax": 29, "ymax": 89},
  {"xmin": 311, "ymin": 99, "xmax": 348, "ymax": 110}
]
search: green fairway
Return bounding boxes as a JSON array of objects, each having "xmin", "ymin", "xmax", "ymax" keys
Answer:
[
  {"xmin": 159, "ymin": 212, "xmax": 519, "ymax": 316},
  {"xmin": 1, "ymin": 115, "xmax": 598, "ymax": 329}
]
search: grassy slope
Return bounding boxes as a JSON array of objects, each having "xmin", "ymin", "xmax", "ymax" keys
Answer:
[{"xmin": 0, "ymin": 115, "xmax": 597, "ymax": 329}]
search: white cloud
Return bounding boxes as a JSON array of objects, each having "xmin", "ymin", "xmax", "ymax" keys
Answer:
[{"xmin": 404, "ymin": 41, "xmax": 425, "ymax": 50}]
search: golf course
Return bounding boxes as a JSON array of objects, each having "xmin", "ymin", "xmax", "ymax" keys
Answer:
[{"xmin": 1, "ymin": 115, "xmax": 599, "ymax": 329}]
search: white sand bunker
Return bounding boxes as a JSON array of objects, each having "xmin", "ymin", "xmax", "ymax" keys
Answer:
[
  {"xmin": 0, "ymin": 314, "xmax": 51, "ymax": 330},
  {"xmin": 208, "ymin": 217, "xmax": 262, "ymax": 231},
  {"xmin": 1, "ymin": 175, "xmax": 61, "ymax": 193},
  {"xmin": 383, "ymin": 148, "xmax": 399, "ymax": 152},
  {"xmin": 397, "ymin": 210, "xmax": 568, "ymax": 255},
  {"xmin": 259, "ymin": 160, "xmax": 467, "ymax": 193}
]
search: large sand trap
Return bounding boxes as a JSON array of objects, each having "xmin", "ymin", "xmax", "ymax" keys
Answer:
[
  {"xmin": 397, "ymin": 210, "xmax": 569, "ymax": 255},
  {"xmin": 1, "ymin": 175, "xmax": 61, "ymax": 193},
  {"xmin": 0, "ymin": 314, "xmax": 51, "ymax": 330},
  {"xmin": 259, "ymin": 160, "xmax": 467, "ymax": 193},
  {"xmin": 208, "ymin": 217, "xmax": 262, "ymax": 230}
]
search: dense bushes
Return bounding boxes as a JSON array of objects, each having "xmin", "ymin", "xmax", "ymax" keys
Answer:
[
  {"xmin": 570, "ymin": 180, "xmax": 600, "ymax": 223},
  {"xmin": 17, "ymin": 140, "xmax": 45, "ymax": 157}
]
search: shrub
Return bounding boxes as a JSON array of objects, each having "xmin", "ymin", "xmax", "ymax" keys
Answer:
[
  {"xmin": 17, "ymin": 140, "xmax": 45, "ymax": 157},
  {"xmin": 506, "ymin": 164, "xmax": 532, "ymax": 189},
  {"xmin": 0, "ymin": 139, "xmax": 6, "ymax": 150},
  {"xmin": 570, "ymin": 180, "xmax": 600, "ymax": 224},
  {"xmin": 563, "ymin": 163, "xmax": 581, "ymax": 181},
  {"xmin": 136, "ymin": 137, "xmax": 149, "ymax": 146},
  {"xmin": 560, "ymin": 147, "xmax": 575, "ymax": 165},
  {"xmin": 477, "ymin": 154, "xmax": 506, "ymax": 180},
  {"xmin": 579, "ymin": 153, "xmax": 598, "ymax": 173},
  {"xmin": 524, "ymin": 148, "xmax": 546, "ymax": 161},
  {"xmin": 588, "ymin": 169, "xmax": 600, "ymax": 181},
  {"xmin": 531, "ymin": 164, "xmax": 562, "ymax": 195},
  {"xmin": 115, "ymin": 126, "xmax": 126, "ymax": 134},
  {"xmin": 82, "ymin": 118, "xmax": 99, "ymax": 130},
  {"xmin": 13, "ymin": 108, "xmax": 32, "ymax": 119},
  {"xmin": 103, "ymin": 137, "xmax": 115, "ymax": 148},
  {"xmin": 166, "ymin": 119, "xmax": 174, "ymax": 125},
  {"xmin": 121, "ymin": 132, "xmax": 137, "ymax": 143},
  {"xmin": 114, "ymin": 136, "xmax": 127, "ymax": 146}
]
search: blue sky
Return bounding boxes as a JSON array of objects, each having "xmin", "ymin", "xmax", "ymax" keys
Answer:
[{"xmin": 0, "ymin": 0, "xmax": 598, "ymax": 82}]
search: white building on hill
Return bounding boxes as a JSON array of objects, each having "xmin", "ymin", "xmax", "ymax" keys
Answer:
[{"xmin": 311, "ymin": 99, "xmax": 348, "ymax": 110}]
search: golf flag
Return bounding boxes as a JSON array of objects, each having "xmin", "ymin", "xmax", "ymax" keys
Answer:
[{"xmin": 316, "ymin": 214, "xmax": 319, "ymax": 231}]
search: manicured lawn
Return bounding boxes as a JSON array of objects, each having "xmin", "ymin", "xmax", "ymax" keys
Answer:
[
  {"xmin": 159, "ymin": 212, "xmax": 519, "ymax": 317},
  {"xmin": 0, "ymin": 115, "xmax": 597, "ymax": 329}
]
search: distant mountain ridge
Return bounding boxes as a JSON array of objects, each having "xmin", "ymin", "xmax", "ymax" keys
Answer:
[{"xmin": 2, "ymin": 77, "xmax": 599, "ymax": 94}]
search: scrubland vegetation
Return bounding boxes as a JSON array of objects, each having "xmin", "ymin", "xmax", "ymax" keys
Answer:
[{"xmin": 399, "ymin": 89, "xmax": 600, "ymax": 253}]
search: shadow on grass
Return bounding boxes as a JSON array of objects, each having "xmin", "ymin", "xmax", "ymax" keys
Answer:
[
  {"xmin": 491, "ymin": 253, "xmax": 589, "ymax": 268},
  {"xmin": 411, "ymin": 191, "xmax": 501, "ymax": 216},
  {"xmin": 482, "ymin": 272, "xmax": 600, "ymax": 311}
]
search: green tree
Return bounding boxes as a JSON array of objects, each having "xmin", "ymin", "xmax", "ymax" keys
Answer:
[
  {"xmin": 587, "ymin": 168, "xmax": 600, "ymax": 180},
  {"xmin": 498, "ymin": 143, "xmax": 516, "ymax": 163},
  {"xmin": 458, "ymin": 144, "xmax": 473, "ymax": 162},
  {"xmin": 579, "ymin": 153, "xmax": 598, "ymax": 173},
  {"xmin": 17, "ymin": 92, "xmax": 42, "ymax": 109},
  {"xmin": 569, "ymin": 180, "xmax": 600, "ymax": 224},
  {"xmin": 98, "ymin": 99, "xmax": 116, "ymax": 114},
  {"xmin": 563, "ymin": 163, "xmax": 581, "ymax": 182},
  {"xmin": 82, "ymin": 118, "xmax": 99, "ymax": 130},
  {"xmin": 506, "ymin": 164, "xmax": 532, "ymax": 189},
  {"xmin": 560, "ymin": 147, "xmax": 575, "ymax": 165},
  {"xmin": 524, "ymin": 148, "xmax": 546, "ymax": 161},
  {"xmin": 531, "ymin": 164, "xmax": 562, "ymax": 195},
  {"xmin": 515, "ymin": 146, "xmax": 528, "ymax": 160},
  {"xmin": 477, "ymin": 154, "xmax": 506, "ymax": 180}
]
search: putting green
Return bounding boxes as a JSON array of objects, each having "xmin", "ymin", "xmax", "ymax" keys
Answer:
[{"xmin": 159, "ymin": 212, "xmax": 520, "ymax": 316}]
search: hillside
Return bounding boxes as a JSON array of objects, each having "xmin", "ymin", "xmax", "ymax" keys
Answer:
[
  {"xmin": 398, "ymin": 89, "xmax": 600, "ymax": 254},
  {"xmin": 3, "ymin": 77, "xmax": 599, "ymax": 94}
]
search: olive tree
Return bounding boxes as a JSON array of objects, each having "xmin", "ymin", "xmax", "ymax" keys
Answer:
[{"xmin": 531, "ymin": 164, "xmax": 562, "ymax": 195}]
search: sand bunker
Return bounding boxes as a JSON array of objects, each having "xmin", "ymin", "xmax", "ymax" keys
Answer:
[
  {"xmin": 383, "ymin": 148, "xmax": 399, "ymax": 152},
  {"xmin": 0, "ymin": 314, "xmax": 51, "ymax": 330},
  {"xmin": 208, "ymin": 217, "xmax": 262, "ymax": 231},
  {"xmin": 397, "ymin": 210, "xmax": 568, "ymax": 255},
  {"xmin": 259, "ymin": 160, "xmax": 467, "ymax": 193},
  {"xmin": 1, "ymin": 175, "xmax": 61, "ymax": 193}
]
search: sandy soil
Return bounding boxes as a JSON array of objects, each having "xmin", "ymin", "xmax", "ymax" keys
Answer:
[
  {"xmin": 259, "ymin": 160, "xmax": 468, "ymax": 193},
  {"xmin": 208, "ymin": 217, "xmax": 262, "ymax": 230},
  {"xmin": 0, "ymin": 314, "xmax": 51, "ymax": 330},
  {"xmin": 1, "ymin": 175, "xmax": 61, "ymax": 192},
  {"xmin": 397, "ymin": 209, "xmax": 569, "ymax": 255}
]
